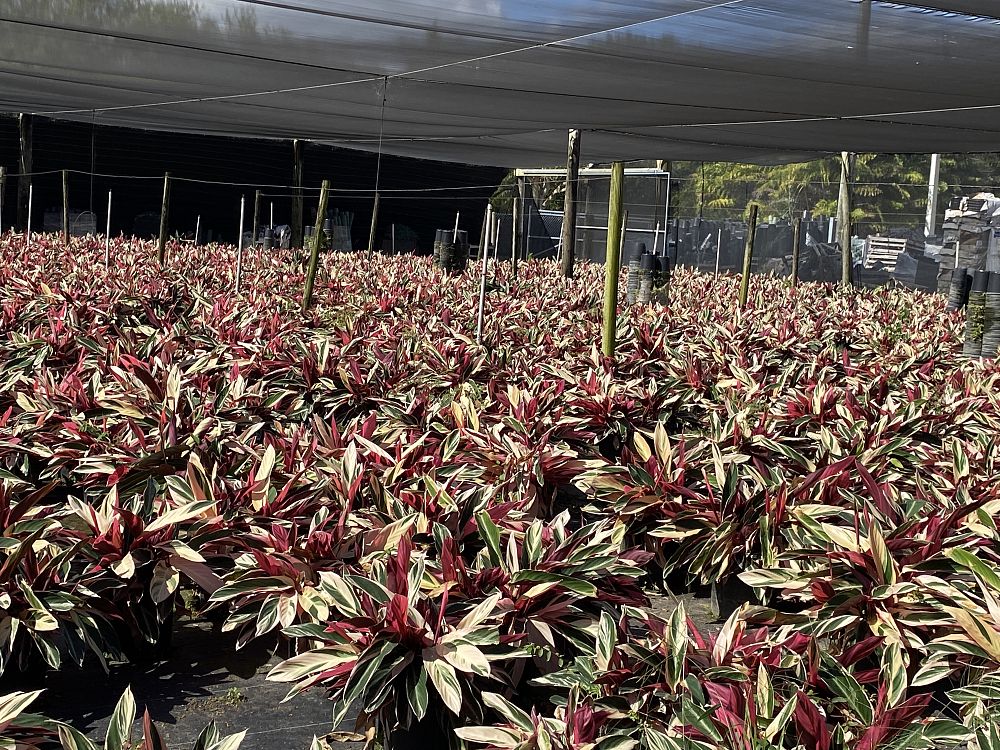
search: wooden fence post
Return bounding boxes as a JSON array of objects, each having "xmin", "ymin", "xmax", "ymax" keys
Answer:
[
  {"xmin": 739, "ymin": 204, "xmax": 759, "ymax": 307},
  {"xmin": 157, "ymin": 172, "xmax": 171, "ymax": 264},
  {"xmin": 560, "ymin": 129, "xmax": 581, "ymax": 278},
  {"xmin": 252, "ymin": 189, "xmax": 261, "ymax": 246},
  {"xmin": 301, "ymin": 179, "xmax": 330, "ymax": 312}
]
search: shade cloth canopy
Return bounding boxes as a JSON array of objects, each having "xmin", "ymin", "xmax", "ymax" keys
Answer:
[{"xmin": 2, "ymin": 0, "xmax": 999, "ymax": 166}]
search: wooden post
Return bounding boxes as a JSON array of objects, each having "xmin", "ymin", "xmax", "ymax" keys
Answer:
[
  {"xmin": 560, "ymin": 129, "xmax": 581, "ymax": 278},
  {"xmin": 157, "ymin": 172, "xmax": 171, "ymax": 264},
  {"xmin": 62, "ymin": 170, "xmax": 70, "ymax": 244},
  {"xmin": 17, "ymin": 114, "xmax": 32, "ymax": 231},
  {"xmin": 236, "ymin": 195, "xmax": 246, "ymax": 293},
  {"xmin": 302, "ymin": 179, "xmax": 330, "ymax": 312},
  {"xmin": 367, "ymin": 193, "xmax": 380, "ymax": 257},
  {"xmin": 0, "ymin": 166, "xmax": 6, "ymax": 235},
  {"xmin": 738, "ymin": 204, "xmax": 759, "ymax": 308},
  {"xmin": 602, "ymin": 162, "xmax": 625, "ymax": 358},
  {"xmin": 791, "ymin": 216, "xmax": 802, "ymax": 287},
  {"xmin": 105, "ymin": 190, "xmax": 112, "ymax": 267},
  {"xmin": 291, "ymin": 140, "xmax": 304, "ymax": 248},
  {"xmin": 512, "ymin": 181, "xmax": 522, "ymax": 278},
  {"xmin": 838, "ymin": 151, "xmax": 854, "ymax": 287},
  {"xmin": 252, "ymin": 189, "xmax": 261, "ymax": 246}
]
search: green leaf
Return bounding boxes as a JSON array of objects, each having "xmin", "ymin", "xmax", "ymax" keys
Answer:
[
  {"xmin": 192, "ymin": 721, "xmax": 222, "ymax": 750},
  {"xmin": 666, "ymin": 601, "xmax": 687, "ymax": 692},
  {"xmin": 596, "ymin": 611, "xmax": 616, "ymax": 672},
  {"xmin": 511, "ymin": 570, "xmax": 597, "ymax": 598},
  {"xmin": 881, "ymin": 642, "xmax": 907, "ymax": 708},
  {"xmin": 268, "ymin": 648, "xmax": 355, "ymax": 684},
  {"xmin": 763, "ymin": 694, "xmax": 798, "ymax": 742},
  {"xmin": 481, "ymin": 693, "xmax": 533, "ymax": 732},
  {"xmin": 0, "ymin": 690, "xmax": 43, "ymax": 726},
  {"xmin": 58, "ymin": 723, "xmax": 100, "ymax": 750},
  {"xmin": 106, "ymin": 687, "xmax": 136, "ymax": 750},
  {"xmin": 454, "ymin": 727, "xmax": 523, "ymax": 745},
  {"xmin": 425, "ymin": 658, "xmax": 463, "ymax": 715},
  {"xmin": 407, "ymin": 666, "xmax": 429, "ymax": 722},
  {"xmin": 945, "ymin": 548, "xmax": 1000, "ymax": 592},
  {"xmin": 476, "ymin": 511, "xmax": 502, "ymax": 567}
]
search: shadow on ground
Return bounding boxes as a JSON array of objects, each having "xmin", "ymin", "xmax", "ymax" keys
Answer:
[{"xmin": 37, "ymin": 619, "xmax": 361, "ymax": 750}]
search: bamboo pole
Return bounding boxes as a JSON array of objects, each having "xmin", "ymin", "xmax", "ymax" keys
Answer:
[
  {"xmin": 493, "ymin": 211, "xmax": 501, "ymax": 262},
  {"xmin": 0, "ymin": 166, "xmax": 6, "ymax": 235},
  {"xmin": 252, "ymin": 189, "xmax": 261, "ymax": 246},
  {"xmin": 559, "ymin": 129, "xmax": 581, "ymax": 278},
  {"xmin": 301, "ymin": 179, "xmax": 330, "ymax": 312},
  {"xmin": 715, "ymin": 228, "xmax": 722, "ymax": 279},
  {"xmin": 367, "ymin": 193, "xmax": 380, "ymax": 258},
  {"xmin": 601, "ymin": 162, "xmax": 625, "ymax": 358},
  {"xmin": 512, "ymin": 181, "xmax": 522, "ymax": 278},
  {"xmin": 62, "ymin": 170, "xmax": 70, "ymax": 244},
  {"xmin": 291, "ymin": 139, "xmax": 304, "ymax": 248},
  {"xmin": 105, "ymin": 190, "xmax": 112, "ymax": 268},
  {"xmin": 738, "ymin": 204, "xmax": 759, "ymax": 308},
  {"xmin": 791, "ymin": 217, "xmax": 802, "ymax": 287},
  {"xmin": 235, "ymin": 195, "xmax": 246, "ymax": 293},
  {"xmin": 838, "ymin": 151, "xmax": 854, "ymax": 287},
  {"xmin": 157, "ymin": 172, "xmax": 171, "ymax": 264},
  {"xmin": 476, "ymin": 204, "xmax": 493, "ymax": 344}
]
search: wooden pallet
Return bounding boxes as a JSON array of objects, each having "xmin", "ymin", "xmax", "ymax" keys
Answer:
[{"xmin": 864, "ymin": 236, "xmax": 908, "ymax": 272}]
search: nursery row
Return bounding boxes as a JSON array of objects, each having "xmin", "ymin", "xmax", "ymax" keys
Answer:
[{"xmin": 0, "ymin": 233, "xmax": 998, "ymax": 748}]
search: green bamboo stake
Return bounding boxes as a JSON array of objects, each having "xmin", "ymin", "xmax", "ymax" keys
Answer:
[
  {"xmin": 157, "ymin": 172, "xmax": 171, "ymax": 264},
  {"xmin": 738, "ymin": 204, "xmax": 759, "ymax": 308},
  {"xmin": 301, "ymin": 179, "xmax": 330, "ymax": 312},
  {"xmin": 601, "ymin": 162, "xmax": 625, "ymax": 358},
  {"xmin": 790, "ymin": 216, "xmax": 802, "ymax": 287}
]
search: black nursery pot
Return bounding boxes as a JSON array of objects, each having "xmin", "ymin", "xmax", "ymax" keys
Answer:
[
  {"xmin": 388, "ymin": 714, "xmax": 451, "ymax": 750},
  {"xmin": 710, "ymin": 577, "xmax": 755, "ymax": 621}
]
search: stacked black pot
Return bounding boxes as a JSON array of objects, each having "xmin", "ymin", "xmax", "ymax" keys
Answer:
[
  {"xmin": 627, "ymin": 242, "xmax": 645, "ymax": 305},
  {"xmin": 982, "ymin": 273, "xmax": 1000, "ymax": 358},
  {"xmin": 433, "ymin": 229, "xmax": 469, "ymax": 273},
  {"xmin": 963, "ymin": 270, "xmax": 989, "ymax": 359},
  {"xmin": 946, "ymin": 267, "xmax": 970, "ymax": 312},
  {"xmin": 638, "ymin": 251, "xmax": 656, "ymax": 305}
]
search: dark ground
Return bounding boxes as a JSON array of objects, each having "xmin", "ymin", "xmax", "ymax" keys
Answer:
[{"xmin": 32, "ymin": 592, "xmax": 719, "ymax": 749}]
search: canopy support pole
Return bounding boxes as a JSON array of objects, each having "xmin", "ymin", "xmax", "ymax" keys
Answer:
[
  {"xmin": 512, "ymin": 179, "xmax": 523, "ymax": 278},
  {"xmin": 157, "ymin": 172, "xmax": 171, "ymax": 265},
  {"xmin": 925, "ymin": 154, "xmax": 941, "ymax": 238},
  {"xmin": 559, "ymin": 129, "xmax": 581, "ymax": 278},
  {"xmin": 791, "ymin": 216, "xmax": 802, "ymax": 287},
  {"xmin": 602, "ymin": 162, "xmax": 625, "ymax": 359},
  {"xmin": 17, "ymin": 114, "xmax": 32, "ymax": 231},
  {"xmin": 291, "ymin": 139, "xmax": 304, "ymax": 249},
  {"xmin": 302, "ymin": 179, "xmax": 330, "ymax": 312},
  {"xmin": 837, "ymin": 152, "xmax": 854, "ymax": 288},
  {"xmin": 62, "ymin": 170, "xmax": 70, "ymax": 244},
  {"xmin": 739, "ymin": 205, "xmax": 759, "ymax": 307}
]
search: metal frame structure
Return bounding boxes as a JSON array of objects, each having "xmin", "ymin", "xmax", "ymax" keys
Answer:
[{"xmin": 513, "ymin": 168, "xmax": 671, "ymax": 259}]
